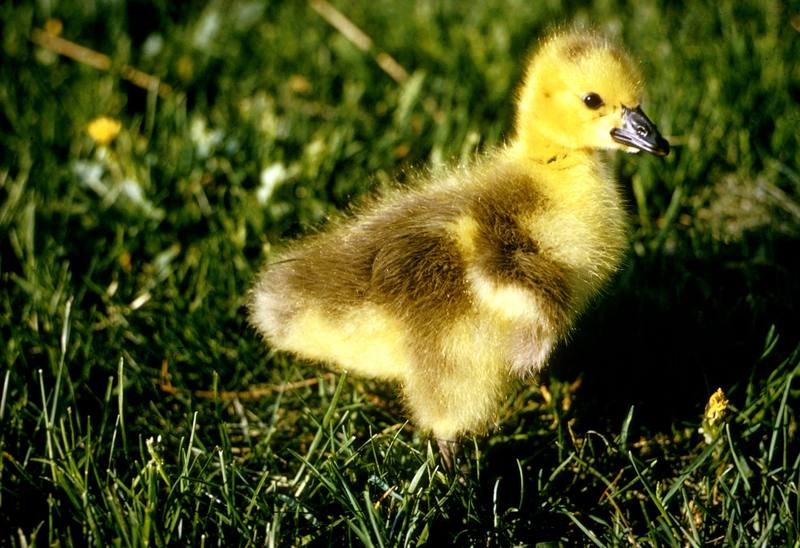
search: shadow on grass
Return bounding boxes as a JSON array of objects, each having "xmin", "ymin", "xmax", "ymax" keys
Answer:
[{"xmin": 553, "ymin": 232, "xmax": 800, "ymax": 430}]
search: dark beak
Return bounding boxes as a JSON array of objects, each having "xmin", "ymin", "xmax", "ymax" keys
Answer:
[{"xmin": 610, "ymin": 106, "xmax": 670, "ymax": 156}]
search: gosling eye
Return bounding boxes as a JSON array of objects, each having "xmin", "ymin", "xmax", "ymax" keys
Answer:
[{"xmin": 582, "ymin": 93, "xmax": 604, "ymax": 110}]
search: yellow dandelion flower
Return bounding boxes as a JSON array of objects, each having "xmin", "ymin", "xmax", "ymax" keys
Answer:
[
  {"xmin": 705, "ymin": 388, "xmax": 729, "ymax": 425},
  {"xmin": 44, "ymin": 18, "xmax": 63, "ymax": 36},
  {"xmin": 87, "ymin": 116, "xmax": 122, "ymax": 146},
  {"xmin": 176, "ymin": 55, "xmax": 194, "ymax": 83},
  {"xmin": 288, "ymin": 74, "xmax": 311, "ymax": 94},
  {"xmin": 700, "ymin": 388, "xmax": 730, "ymax": 443}
]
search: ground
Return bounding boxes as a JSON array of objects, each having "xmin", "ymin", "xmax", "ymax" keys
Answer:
[{"xmin": 1, "ymin": 0, "xmax": 799, "ymax": 544}]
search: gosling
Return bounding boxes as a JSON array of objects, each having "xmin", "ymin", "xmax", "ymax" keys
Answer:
[{"xmin": 249, "ymin": 30, "xmax": 669, "ymax": 467}]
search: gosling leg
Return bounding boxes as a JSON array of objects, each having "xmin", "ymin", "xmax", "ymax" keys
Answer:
[{"xmin": 436, "ymin": 438, "xmax": 460, "ymax": 472}]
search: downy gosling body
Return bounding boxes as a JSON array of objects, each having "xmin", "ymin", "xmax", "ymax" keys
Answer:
[{"xmin": 249, "ymin": 30, "xmax": 669, "ymax": 463}]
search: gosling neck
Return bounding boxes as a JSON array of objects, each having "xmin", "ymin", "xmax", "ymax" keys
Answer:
[{"xmin": 509, "ymin": 124, "xmax": 593, "ymax": 169}]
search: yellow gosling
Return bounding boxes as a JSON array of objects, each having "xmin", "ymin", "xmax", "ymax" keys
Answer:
[{"xmin": 248, "ymin": 29, "xmax": 669, "ymax": 468}]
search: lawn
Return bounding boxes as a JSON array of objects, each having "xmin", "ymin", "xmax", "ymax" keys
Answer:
[{"xmin": 1, "ymin": 0, "xmax": 799, "ymax": 545}]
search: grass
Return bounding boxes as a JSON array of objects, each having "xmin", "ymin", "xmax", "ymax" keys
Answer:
[{"xmin": 2, "ymin": 0, "xmax": 800, "ymax": 544}]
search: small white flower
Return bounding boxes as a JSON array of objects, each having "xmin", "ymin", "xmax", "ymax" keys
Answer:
[
  {"xmin": 257, "ymin": 163, "xmax": 290, "ymax": 204},
  {"xmin": 142, "ymin": 34, "xmax": 165, "ymax": 58},
  {"xmin": 190, "ymin": 118, "xmax": 224, "ymax": 158}
]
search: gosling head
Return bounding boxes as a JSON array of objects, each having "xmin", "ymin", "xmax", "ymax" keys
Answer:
[{"xmin": 515, "ymin": 30, "xmax": 670, "ymax": 158}]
